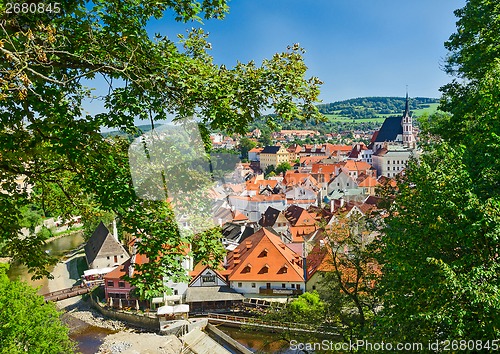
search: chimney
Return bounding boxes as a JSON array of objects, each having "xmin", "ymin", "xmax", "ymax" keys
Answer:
[
  {"xmin": 113, "ymin": 219, "xmax": 119, "ymax": 242},
  {"xmin": 340, "ymin": 196, "xmax": 345, "ymax": 208},
  {"xmin": 330, "ymin": 199, "xmax": 335, "ymax": 213}
]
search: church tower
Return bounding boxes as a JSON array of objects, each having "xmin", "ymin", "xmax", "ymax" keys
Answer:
[{"xmin": 402, "ymin": 91, "xmax": 414, "ymax": 147}]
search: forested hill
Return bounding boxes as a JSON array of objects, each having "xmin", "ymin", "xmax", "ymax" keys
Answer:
[{"xmin": 317, "ymin": 97, "xmax": 439, "ymax": 119}]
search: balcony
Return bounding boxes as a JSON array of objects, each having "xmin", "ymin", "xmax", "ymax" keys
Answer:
[{"xmin": 259, "ymin": 287, "xmax": 303, "ymax": 296}]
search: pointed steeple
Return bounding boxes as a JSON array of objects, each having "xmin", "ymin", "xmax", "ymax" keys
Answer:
[{"xmin": 404, "ymin": 87, "xmax": 410, "ymax": 117}]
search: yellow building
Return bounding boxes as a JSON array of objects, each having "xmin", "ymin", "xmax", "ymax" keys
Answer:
[{"xmin": 259, "ymin": 145, "xmax": 290, "ymax": 171}]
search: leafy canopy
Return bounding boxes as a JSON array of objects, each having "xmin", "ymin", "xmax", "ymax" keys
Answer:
[{"xmin": 0, "ymin": 0, "xmax": 322, "ymax": 293}]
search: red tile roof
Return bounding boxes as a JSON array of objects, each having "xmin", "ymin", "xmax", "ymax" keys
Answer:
[{"xmin": 226, "ymin": 228, "xmax": 304, "ymax": 282}]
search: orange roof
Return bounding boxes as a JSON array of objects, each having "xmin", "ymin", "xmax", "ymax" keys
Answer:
[
  {"xmin": 311, "ymin": 163, "xmax": 338, "ymax": 175},
  {"xmin": 248, "ymin": 147, "xmax": 263, "ymax": 153},
  {"xmin": 343, "ymin": 160, "xmax": 373, "ymax": 172},
  {"xmin": 229, "ymin": 194, "xmax": 285, "ymax": 202},
  {"xmin": 283, "ymin": 171, "xmax": 318, "ymax": 187},
  {"xmin": 326, "ymin": 144, "xmax": 352, "ymax": 152},
  {"xmin": 232, "ymin": 210, "xmax": 249, "ymax": 221},
  {"xmin": 226, "ymin": 228, "xmax": 304, "ymax": 282},
  {"xmin": 189, "ymin": 261, "xmax": 230, "ymax": 285},
  {"xmin": 104, "ymin": 253, "xmax": 149, "ymax": 280},
  {"xmin": 299, "ymin": 156, "xmax": 325, "ymax": 165},
  {"xmin": 290, "ymin": 225, "xmax": 317, "ymax": 242}
]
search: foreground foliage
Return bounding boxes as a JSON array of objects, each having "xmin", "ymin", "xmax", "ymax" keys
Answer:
[
  {"xmin": 0, "ymin": 264, "xmax": 75, "ymax": 354},
  {"xmin": 374, "ymin": 0, "xmax": 500, "ymax": 344}
]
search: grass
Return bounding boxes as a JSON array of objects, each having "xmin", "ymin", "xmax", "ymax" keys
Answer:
[
  {"xmin": 411, "ymin": 102, "xmax": 440, "ymax": 116},
  {"xmin": 52, "ymin": 225, "xmax": 84, "ymax": 237}
]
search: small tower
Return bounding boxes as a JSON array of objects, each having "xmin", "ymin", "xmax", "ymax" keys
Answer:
[{"xmin": 402, "ymin": 91, "xmax": 414, "ymax": 147}]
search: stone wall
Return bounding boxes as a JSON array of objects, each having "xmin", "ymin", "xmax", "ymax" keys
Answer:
[{"xmin": 89, "ymin": 295, "xmax": 159, "ymax": 331}]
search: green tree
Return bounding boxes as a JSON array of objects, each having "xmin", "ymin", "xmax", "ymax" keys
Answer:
[
  {"xmin": 375, "ymin": 0, "xmax": 500, "ymax": 342},
  {"xmin": 0, "ymin": 0, "xmax": 322, "ymax": 284},
  {"xmin": 275, "ymin": 161, "xmax": 292, "ymax": 175},
  {"xmin": 0, "ymin": 264, "xmax": 75, "ymax": 353},
  {"xmin": 239, "ymin": 136, "xmax": 257, "ymax": 160},
  {"xmin": 264, "ymin": 164, "xmax": 275, "ymax": 177}
]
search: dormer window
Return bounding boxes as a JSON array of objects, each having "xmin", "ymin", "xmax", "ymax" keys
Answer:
[
  {"xmin": 242, "ymin": 264, "xmax": 252, "ymax": 273},
  {"xmin": 258, "ymin": 249, "xmax": 268, "ymax": 258},
  {"xmin": 258, "ymin": 264, "xmax": 269, "ymax": 274},
  {"xmin": 279, "ymin": 264, "xmax": 288, "ymax": 274}
]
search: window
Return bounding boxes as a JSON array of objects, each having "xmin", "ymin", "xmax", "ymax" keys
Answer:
[
  {"xmin": 297, "ymin": 284, "xmax": 301, "ymax": 290},
  {"xmin": 312, "ymin": 285, "xmax": 316, "ymax": 290},
  {"xmin": 107, "ymin": 281, "xmax": 114, "ymax": 287},
  {"xmin": 291, "ymin": 284, "xmax": 295, "ymax": 289},
  {"xmin": 238, "ymin": 282, "xmax": 242, "ymax": 288},
  {"xmin": 388, "ymin": 160, "xmax": 390, "ymax": 164},
  {"xmin": 107, "ymin": 256, "xmax": 110, "ymax": 260},
  {"xmin": 251, "ymin": 283, "xmax": 256, "ymax": 288},
  {"xmin": 282, "ymin": 283, "xmax": 286, "ymax": 288},
  {"xmin": 120, "ymin": 255, "xmax": 124, "ymax": 258},
  {"xmin": 118, "ymin": 281, "xmax": 125, "ymax": 288}
]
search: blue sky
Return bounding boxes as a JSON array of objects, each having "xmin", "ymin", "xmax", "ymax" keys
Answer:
[
  {"xmin": 89, "ymin": 1, "xmax": 466, "ymax": 122},
  {"xmin": 150, "ymin": 0, "xmax": 465, "ymax": 102}
]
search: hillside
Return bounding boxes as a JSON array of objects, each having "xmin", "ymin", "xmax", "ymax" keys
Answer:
[{"xmin": 317, "ymin": 96, "xmax": 439, "ymax": 119}]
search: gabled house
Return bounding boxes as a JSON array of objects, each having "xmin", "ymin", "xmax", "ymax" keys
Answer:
[
  {"xmin": 225, "ymin": 228, "xmax": 305, "ymax": 296},
  {"xmin": 84, "ymin": 222, "xmax": 129, "ymax": 269},
  {"xmin": 284, "ymin": 205, "xmax": 318, "ymax": 243},
  {"xmin": 186, "ymin": 263, "xmax": 244, "ymax": 313},
  {"xmin": 258, "ymin": 206, "xmax": 291, "ymax": 242},
  {"xmin": 285, "ymin": 186, "xmax": 318, "ymax": 209},
  {"xmin": 228, "ymin": 194, "xmax": 286, "ymax": 222},
  {"xmin": 327, "ymin": 171, "xmax": 360, "ymax": 197}
]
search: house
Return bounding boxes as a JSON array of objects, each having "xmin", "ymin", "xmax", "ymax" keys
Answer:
[
  {"xmin": 327, "ymin": 171, "xmax": 359, "ymax": 197},
  {"xmin": 185, "ymin": 263, "xmax": 244, "ymax": 313},
  {"xmin": 285, "ymin": 185, "xmax": 318, "ymax": 210},
  {"xmin": 221, "ymin": 222, "xmax": 257, "ymax": 250},
  {"xmin": 84, "ymin": 222, "xmax": 129, "ymax": 269},
  {"xmin": 356, "ymin": 175, "xmax": 380, "ymax": 196},
  {"xmin": 259, "ymin": 145, "xmax": 290, "ymax": 171},
  {"xmin": 248, "ymin": 147, "xmax": 263, "ymax": 162},
  {"xmin": 348, "ymin": 143, "xmax": 373, "ymax": 164},
  {"xmin": 225, "ymin": 228, "xmax": 305, "ymax": 297},
  {"xmin": 339, "ymin": 160, "xmax": 376, "ymax": 180},
  {"xmin": 228, "ymin": 194, "xmax": 286, "ymax": 222},
  {"xmin": 283, "ymin": 205, "xmax": 318, "ymax": 243},
  {"xmin": 372, "ymin": 144, "xmax": 414, "ymax": 178},
  {"xmin": 258, "ymin": 206, "xmax": 291, "ymax": 241},
  {"xmin": 103, "ymin": 253, "xmax": 149, "ymax": 308}
]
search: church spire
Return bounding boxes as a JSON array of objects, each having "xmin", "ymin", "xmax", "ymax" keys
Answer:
[{"xmin": 404, "ymin": 87, "xmax": 410, "ymax": 117}]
